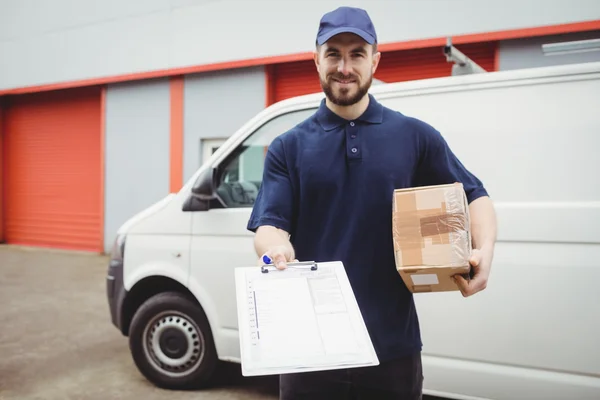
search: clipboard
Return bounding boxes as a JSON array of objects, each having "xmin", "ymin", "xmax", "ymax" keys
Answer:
[
  {"xmin": 260, "ymin": 260, "xmax": 318, "ymax": 273},
  {"xmin": 234, "ymin": 260, "xmax": 379, "ymax": 376}
]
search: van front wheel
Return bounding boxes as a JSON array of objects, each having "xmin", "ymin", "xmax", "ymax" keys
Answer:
[{"xmin": 128, "ymin": 291, "xmax": 218, "ymax": 389}]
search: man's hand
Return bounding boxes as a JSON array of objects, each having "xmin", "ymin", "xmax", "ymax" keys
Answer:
[
  {"xmin": 254, "ymin": 225, "xmax": 297, "ymax": 270},
  {"xmin": 455, "ymin": 195, "xmax": 497, "ymax": 297},
  {"xmin": 259, "ymin": 245, "xmax": 297, "ymax": 270},
  {"xmin": 454, "ymin": 248, "xmax": 493, "ymax": 297}
]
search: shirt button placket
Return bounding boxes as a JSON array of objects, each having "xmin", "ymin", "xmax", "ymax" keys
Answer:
[{"xmin": 347, "ymin": 121, "xmax": 360, "ymax": 160}]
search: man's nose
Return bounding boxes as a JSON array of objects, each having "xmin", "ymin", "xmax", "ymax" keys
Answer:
[{"xmin": 337, "ymin": 59, "xmax": 351, "ymax": 76}]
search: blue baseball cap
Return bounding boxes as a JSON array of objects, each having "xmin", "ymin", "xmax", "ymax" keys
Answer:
[{"xmin": 316, "ymin": 6, "xmax": 377, "ymax": 46}]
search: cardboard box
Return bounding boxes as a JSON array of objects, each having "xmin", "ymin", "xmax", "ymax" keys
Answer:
[{"xmin": 392, "ymin": 182, "xmax": 472, "ymax": 293}]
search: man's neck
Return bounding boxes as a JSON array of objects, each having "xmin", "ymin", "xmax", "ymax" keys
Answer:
[{"xmin": 325, "ymin": 94, "xmax": 370, "ymax": 121}]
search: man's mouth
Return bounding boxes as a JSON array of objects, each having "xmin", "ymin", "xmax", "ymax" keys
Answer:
[{"xmin": 332, "ymin": 78, "xmax": 357, "ymax": 84}]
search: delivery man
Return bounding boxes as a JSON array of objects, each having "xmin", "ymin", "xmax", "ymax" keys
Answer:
[{"xmin": 247, "ymin": 6, "xmax": 497, "ymax": 400}]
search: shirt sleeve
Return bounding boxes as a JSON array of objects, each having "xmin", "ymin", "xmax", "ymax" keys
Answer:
[
  {"xmin": 413, "ymin": 119, "xmax": 489, "ymax": 204},
  {"xmin": 247, "ymin": 136, "xmax": 296, "ymax": 233}
]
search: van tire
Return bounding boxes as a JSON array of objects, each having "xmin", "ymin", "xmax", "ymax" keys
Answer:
[{"xmin": 128, "ymin": 291, "xmax": 218, "ymax": 389}]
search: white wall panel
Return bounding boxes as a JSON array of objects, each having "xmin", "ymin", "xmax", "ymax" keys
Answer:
[
  {"xmin": 0, "ymin": 9, "xmax": 170, "ymax": 90},
  {"xmin": 104, "ymin": 79, "xmax": 170, "ymax": 253},
  {"xmin": 0, "ymin": 0, "xmax": 169, "ymax": 41},
  {"xmin": 499, "ymin": 30, "xmax": 600, "ymax": 70},
  {"xmin": 182, "ymin": 67, "xmax": 265, "ymax": 182},
  {"xmin": 1, "ymin": 0, "xmax": 599, "ymax": 91}
]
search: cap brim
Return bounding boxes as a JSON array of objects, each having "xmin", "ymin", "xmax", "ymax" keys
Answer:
[{"xmin": 317, "ymin": 27, "xmax": 376, "ymax": 46}]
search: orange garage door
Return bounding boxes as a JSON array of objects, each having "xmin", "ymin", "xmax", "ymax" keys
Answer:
[
  {"xmin": 268, "ymin": 60, "xmax": 323, "ymax": 104},
  {"xmin": 375, "ymin": 42, "xmax": 497, "ymax": 83},
  {"xmin": 0, "ymin": 102, "xmax": 4, "ymax": 243},
  {"xmin": 3, "ymin": 87, "xmax": 103, "ymax": 252},
  {"xmin": 269, "ymin": 41, "xmax": 497, "ymax": 104}
]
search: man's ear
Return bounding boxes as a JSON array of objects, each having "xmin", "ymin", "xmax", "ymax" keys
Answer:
[
  {"xmin": 372, "ymin": 51, "xmax": 381, "ymax": 74},
  {"xmin": 313, "ymin": 50, "xmax": 320, "ymax": 70}
]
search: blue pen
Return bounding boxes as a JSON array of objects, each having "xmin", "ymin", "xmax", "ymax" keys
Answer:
[{"xmin": 262, "ymin": 254, "xmax": 272, "ymax": 265}]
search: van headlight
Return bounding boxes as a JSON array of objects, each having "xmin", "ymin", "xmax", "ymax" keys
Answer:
[{"xmin": 110, "ymin": 234, "xmax": 126, "ymax": 265}]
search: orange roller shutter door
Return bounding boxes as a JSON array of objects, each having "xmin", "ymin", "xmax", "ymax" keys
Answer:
[
  {"xmin": 375, "ymin": 42, "xmax": 497, "ymax": 83},
  {"xmin": 270, "ymin": 60, "xmax": 322, "ymax": 104},
  {"xmin": 3, "ymin": 87, "xmax": 103, "ymax": 252},
  {"xmin": 0, "ymin": 101, "xmax": 4, "ymax": 243},
  {"xmin": 269, "ymin": 42, "xmax": 497, "ymax": 103}
]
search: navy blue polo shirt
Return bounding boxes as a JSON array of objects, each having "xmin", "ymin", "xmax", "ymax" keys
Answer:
[{"xmin": 247, "ymin": 94, "xmax": 488, "ymax": 361}]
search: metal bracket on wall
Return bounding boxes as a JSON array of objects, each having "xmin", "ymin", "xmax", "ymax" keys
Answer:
[{"xmin": 444, "ymin": 37, "xmax": 488, "ymax": 76}]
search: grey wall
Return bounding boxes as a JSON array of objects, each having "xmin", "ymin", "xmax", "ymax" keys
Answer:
[
  {"xmin": 104, "ymin": 78, "xmax": 170, "ymax": 253},
  {"xmin": 499, "ymin": 31, "xmax": 600, "ymax": 71},
  {"xmin": 2, "ymin": 0, "xmax": 600, "ymax": 91},
  {"xmin": 182, "ymin": 66, "xmax": 265, "ymax": 182}
]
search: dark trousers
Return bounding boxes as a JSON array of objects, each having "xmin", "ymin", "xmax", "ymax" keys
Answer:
[{"xmin": 279, "ymin": 352, "xmax": 423, "ymax": 400}]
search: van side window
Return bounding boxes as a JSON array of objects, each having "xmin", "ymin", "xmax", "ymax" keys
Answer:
[{"xmin": 215, "ymin": 108, "xmax": 316, "ymax": 208}]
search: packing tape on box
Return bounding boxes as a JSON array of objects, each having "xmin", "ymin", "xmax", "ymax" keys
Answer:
[{"xmin": 392, "ymin": 183, "xmax": 471, "ymax": 269}]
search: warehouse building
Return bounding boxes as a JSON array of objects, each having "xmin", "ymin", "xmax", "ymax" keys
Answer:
[{"xmin": 1, "ymin": 0, "xmax": 599, "ymax": 254}]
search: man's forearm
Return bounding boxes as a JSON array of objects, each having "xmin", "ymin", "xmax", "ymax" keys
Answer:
[
  {"xmin": 469, "ymin": 196, "xmax": 497, "ymax": 254},
  {"xmin": 254, "ymin": 225, "xmax": 295, "ymax": 261}
]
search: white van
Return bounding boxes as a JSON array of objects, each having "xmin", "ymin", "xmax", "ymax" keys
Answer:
[{"xmin": 106, "ymin": 61, "xmax": 600, "ymax": 399}]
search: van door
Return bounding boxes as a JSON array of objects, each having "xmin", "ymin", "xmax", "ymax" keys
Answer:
[{"xmin": 189, "ymin": 108, "xmax": 317, "ymax": 335}]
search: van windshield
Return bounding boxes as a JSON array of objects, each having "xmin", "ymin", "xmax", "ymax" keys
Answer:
[{"xmin": 216, "ymin": 107, "xmax": 316, "ymax": 208}]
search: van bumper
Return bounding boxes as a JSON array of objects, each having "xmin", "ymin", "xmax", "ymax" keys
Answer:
[{"xmin": 106, "ymin": 257, "xmax": 127, "ymax": 334}]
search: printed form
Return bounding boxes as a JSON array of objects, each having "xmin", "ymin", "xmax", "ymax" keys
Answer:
[{"xmin": 235, "ymin": 261, "xmax": 379, "ymax": 376}]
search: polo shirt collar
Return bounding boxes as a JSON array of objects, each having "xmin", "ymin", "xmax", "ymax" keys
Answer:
[{"xmin": 316, "ymin": 93, "xmax": 384, "ymax": 131}]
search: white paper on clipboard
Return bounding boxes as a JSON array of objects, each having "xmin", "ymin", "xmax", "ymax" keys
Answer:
[{"xmin": 234, "ymin": 261, "xmax": 379, "ymax": 376}]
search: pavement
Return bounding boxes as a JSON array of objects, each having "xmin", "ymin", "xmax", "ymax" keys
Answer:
[{"xmin": 0, "ymin": 245, "xmax": 279, "ymax": 400}]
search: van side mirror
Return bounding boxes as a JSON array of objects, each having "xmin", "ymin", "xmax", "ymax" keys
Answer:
[
  {"xmin": 192, "ymin": 167, "xmax": 217, "ymax": 199},
  {"xmin": 183, "ymin": 168, "xmax": 217, "ymax": 212}
]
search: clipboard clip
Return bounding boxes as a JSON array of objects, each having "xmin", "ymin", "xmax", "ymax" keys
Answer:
[{"xmin": 261, "ymin": 261, "xmax": 318, "ymax": 273}]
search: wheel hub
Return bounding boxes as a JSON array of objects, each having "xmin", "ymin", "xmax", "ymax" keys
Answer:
[
  {"xmin": 159, "ymin": 327, "xmax": 188, "ymax": 358},
  {"xmin": 143, "ymin": 311, "xmax": 205, "ymax": 377}
]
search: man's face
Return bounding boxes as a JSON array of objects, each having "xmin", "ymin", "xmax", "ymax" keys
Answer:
[{"xmin": 314, "ymin": 33, "xmax": 381, "ymax": 106}]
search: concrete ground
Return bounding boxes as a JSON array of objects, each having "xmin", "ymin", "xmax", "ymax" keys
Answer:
[{"xmin": 0, "ymin": 245, "xmax": 279, "ymax": 400}]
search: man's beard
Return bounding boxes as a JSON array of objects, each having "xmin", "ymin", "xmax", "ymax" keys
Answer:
[{"xmin": 320, "ymin": 73, "xmax": 372, "ymax": 106}]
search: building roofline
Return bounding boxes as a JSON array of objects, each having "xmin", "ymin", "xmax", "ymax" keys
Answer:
[{"xmin": 1, "ymin": 19, "xmax": 599, "ymax": 96}]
